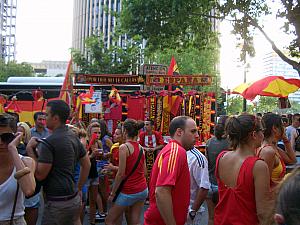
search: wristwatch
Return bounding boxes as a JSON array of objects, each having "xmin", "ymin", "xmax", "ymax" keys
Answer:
[{"xmin": 189, "ymin": 209, "xmax": 197, "ymax": 220}]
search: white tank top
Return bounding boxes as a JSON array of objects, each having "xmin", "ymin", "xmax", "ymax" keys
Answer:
[{"xmin": 0, "ymin": 161, "xmax": 25, "ymax": 220}]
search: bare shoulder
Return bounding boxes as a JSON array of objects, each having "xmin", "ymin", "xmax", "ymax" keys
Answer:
[
  {"xmin": 260, "ymin": 146, "xmax": 276, "ymax": 157},
  {"xmin": 21, "ymin": 156, "xmax": 36, "ymax": 170},
  {"xmin": 253, "ymin": 159, "xmax": 269, "ymax": 175}
]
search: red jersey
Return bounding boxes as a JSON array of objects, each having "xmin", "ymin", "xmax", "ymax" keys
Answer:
[
  {"xmin": 139, "ymin": 131, "xmax": 164, "ymax": 148},
  {"xmin": 122, "ymin": 141, "xmax": 147, "ymax": 194},
  {"xmin": 214, "ymin": 151, "xmax": 261, "ymax": 225},
  {"xmin": 144, "ymin": 140, "xmax": 190, "ymax": 225}
]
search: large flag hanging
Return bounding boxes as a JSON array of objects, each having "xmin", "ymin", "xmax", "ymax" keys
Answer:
[
  {"xmin": 167, "ymin": 56, "xmax": 179, "ymax": 76},
  {"xmin": 59, "ymin": 59, "xmax": 73, "ymax": 104}
]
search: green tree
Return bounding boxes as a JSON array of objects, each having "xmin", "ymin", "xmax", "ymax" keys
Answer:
[
  {"xmin": 226, "ymin": 95, "xmax": 243, "ymax": 115},
  {"xmin": 219, "ymin": 1, "xmax": 300, "ymax": 74},
  {"xmin": 71, "ymin": 34, "xmax": 142, "ymax": 74},
  {"xmin": 0, "ymin": 60, "xmax": 34, "ymax": 82},
  {"xmin": 255, "ymin": 96, "xmax": 278, "ymax": 113},
  {"xmin": 121, "ymin": 0, "xmax": 218, "ymax": 51}
]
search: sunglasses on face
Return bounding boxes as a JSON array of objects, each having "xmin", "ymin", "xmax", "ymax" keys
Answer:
[{"xmin": 0, "ymin": 133, "xmax": 15, "ymax": 144}]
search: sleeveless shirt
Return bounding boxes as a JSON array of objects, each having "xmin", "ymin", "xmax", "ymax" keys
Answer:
[
  {"xmin": 0, "ymin": 159, "xmax": 25, "ymax": 220},
  {"xmin": 214, "ymin": 151, "xmax": 261, "ymax": 225}
]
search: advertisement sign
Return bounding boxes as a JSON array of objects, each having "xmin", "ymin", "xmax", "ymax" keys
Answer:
[
  {"xmin": 85, "ymin": 91, "xmax": 102, "ymax": 113},
  {"xmin": 146, "ymin": 75, "xmax": 212, "ymax": 86},
  {"xmin": 75, "ymin": 74, "xmax": 144, "ymax": 85},
  {"xmin": 142, "ymin": 64, "xmax": 168, "ymax": 75}
]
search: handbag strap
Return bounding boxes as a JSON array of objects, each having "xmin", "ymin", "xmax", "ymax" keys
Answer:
[
  {"xmin": 10, "ymin": 183, "xmax": 19, "ymax": 225},
  {"xmin": 122, "ymin": 144, "xmax": 143, "ymax": 184}
]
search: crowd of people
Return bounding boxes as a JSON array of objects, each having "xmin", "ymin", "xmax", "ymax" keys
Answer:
[{"xmin": 0, "ymin": 100, "xmax": 300, "ymax": 225}]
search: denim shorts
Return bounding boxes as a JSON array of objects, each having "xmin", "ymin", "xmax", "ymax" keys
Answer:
[
  {"xmin": 24, "ymin": 193, "xmax": 40, "ymax": 208},
  {"xmin": 207, "ymin": 184, "xmax": 218, "ymax": 199},
  {"xmin": 115, "ymin": 188, "xmax": 148, "ymax": 207}
]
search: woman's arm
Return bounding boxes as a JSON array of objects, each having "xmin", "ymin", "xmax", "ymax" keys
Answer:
[
  {"xmin": 8, "ymin": 133, "xmax": 36, "ymax": 197},
  {"xmin": 108, "ymin": 143, "xmax": 128, "ymax": 200},
  {"xmin": 277, "ymin": 135, "xmax": 296, "ymax": 164},
  {"xmin": 253, "ymin": 160, "xmax": 272, "ymax": 223}
]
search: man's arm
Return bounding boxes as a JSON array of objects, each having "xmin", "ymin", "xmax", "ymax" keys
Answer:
[
  {"xmin": 77, "ymin": 154, "xmax": 91, "ymax": 191},
  {"xmin": 155, "ymin": 186, "xmax": 176, "ymax": 225},
  {"xmin": 191, "ymin": 188, "xmax": 208, "ymax": 211},
  {"xmin": 26, "ymin": 137, "xmax": 53, "ymax": 181}
]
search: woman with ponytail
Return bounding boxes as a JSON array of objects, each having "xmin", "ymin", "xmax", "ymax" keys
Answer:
[
  {"xmin": 214, "ymin": 113, "xmax": 270, "ymax": 225},
  {"xmin": 106, "ymin": 119, "xmax": 148, "ymax": 225}
]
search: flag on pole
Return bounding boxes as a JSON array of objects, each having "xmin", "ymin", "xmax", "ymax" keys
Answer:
[
  {"xmin": 59, "ymin": 59, "xmax": 73, "ymax": 105},
  {"xmin": 167, "ymin": 56, "xmax": 180, "ymax": 91},
  {"xmin": 167, "ymin": 56, "xmax": 179, "ymax": 75}
]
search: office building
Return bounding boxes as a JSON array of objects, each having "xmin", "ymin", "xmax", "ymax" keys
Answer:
[
  {"xmin": 72, "ymin": 0, "xmax": 126, "ymax": 54},
  {"xmin": 0, "ymin": 0, "xmax": 17, "ymax": 62},
  {"xmin": 263, "ymin": 51, "xmax": 300, "ymax": 103}
]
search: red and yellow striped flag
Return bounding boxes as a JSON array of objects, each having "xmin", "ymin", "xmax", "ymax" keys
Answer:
[{"xmin": 59, "ymin": 59, "xmax": 73, "ymax": 104}]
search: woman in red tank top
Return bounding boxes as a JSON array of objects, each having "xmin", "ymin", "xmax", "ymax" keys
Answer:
[
  {"xmin": 106, "ymin": 119, "xmax": 148, "ymax": 225},
  {"xmin": 214, "ymin": 114, "xmax": 271, "ymax": 225}
]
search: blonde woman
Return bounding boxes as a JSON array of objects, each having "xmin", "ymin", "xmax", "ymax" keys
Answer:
[{"xmin": 16, "ymin": 122, "xmax": 31, "ymax": 156}]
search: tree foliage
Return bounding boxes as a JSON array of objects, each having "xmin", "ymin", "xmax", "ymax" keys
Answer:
[
  {"xmin": 219, "ymin": 1, "xmax": 300, "ymax": 74},
  {"xmin": 0, "ymin": 60, "xmax": 34, "ymax": 82},
  {"xmin": 121, "ymin": 0, "xmax": 218, "ymax": 51},
  {"xmin": 71, "ymin": 34, "xmax": 142, "ymax": 74}
]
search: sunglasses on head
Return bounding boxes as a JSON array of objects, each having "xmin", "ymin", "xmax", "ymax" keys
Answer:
[{"xmin": 0, "ymin": 133, "xmax": 15, "ymax": 144}]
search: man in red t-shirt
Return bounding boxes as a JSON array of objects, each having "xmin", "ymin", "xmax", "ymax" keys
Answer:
[
  {"xmin": 139, "ymin": 119, "xmax": 165, "ymax": 182},
  {"xmin": 144, "ymin": 116, "xmax": 199, "ymax": 225}
]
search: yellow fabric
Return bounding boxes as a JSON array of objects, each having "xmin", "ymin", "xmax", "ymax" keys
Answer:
[
  {"xmin": 271, "ymin": 155, "xmax": 284, "ymax": 183},
  {"xmin": 232, "ymin": 83, "xmax": 251, "ymax": 94},
  {"xmin": 264, "ymin": 79, "xmax": 300, "ymax": 96},
  {"xmin": 110, "ymin": 143, "xmax": 120, "ymax": 153}
]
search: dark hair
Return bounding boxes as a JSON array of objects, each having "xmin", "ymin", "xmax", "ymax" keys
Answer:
[
  {"xmin": 282, "ymin": 117, "xmax": 289, "ymax": 124},
  {"xmin": 261, "ymin": 113, "xmax": 282, "ymax": 138},
  {"xmin": 0, "ymin": 113, "xmax": 16, "ymax": 132},
  {"xmin": 214, "ymin": 115, "xmax": 228, "ymax": 140},
  {"xmin": 99, "ymin": 119, "xmax": 111, "ymax": 139},
  {"xmin": 169, "ymin": 116, "xmax": 190, "ymax": 138},
  {"xmin": 276, "ymin": 167, "xmax": 300, "ymax": 225},
  {"xmin": 145, "ymin": 119, "xmax": 154, "ymax": 126},
  {"xmin": 46, "ymin": 100, "xmax": 70, "ymax": 124},
  {"xmin": 33, "ymin": 112, "xmax": 45, "ymax": 121},
  {"xmin": 123, "ymin": 119, "xmax": 144, "ymax": 138},
  {"xmin": 225, "ymin": 113, "xmax": 259, "ymax": 149},
  {"xmin": 292, "ymin": 113, "xmax": 300, "ymax": 122}
]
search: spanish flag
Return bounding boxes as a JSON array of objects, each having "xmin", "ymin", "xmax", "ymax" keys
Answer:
[
  {"xmin": 59, "ymin": 59, "xmax": 73, "ymax": 104},
  {"xmin": 167, "ymin": 56, "xmax": 179, "ymax": 76}
]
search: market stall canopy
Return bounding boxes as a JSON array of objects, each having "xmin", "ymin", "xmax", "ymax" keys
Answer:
[{"xmin": 232, "ymin": 76, "xmax": 300, "ymax": 101}]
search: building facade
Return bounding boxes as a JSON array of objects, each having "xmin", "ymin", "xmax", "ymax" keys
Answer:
[
  {"xmin": 28, "ymin": 60, "xmax": 69, "ymax": 77},
  {"xmin": 0, "ymin": 0, "xmax": 17, "ymax": 62},
  {"xmin": 72, "ymin": 0, "xmax": 126, "ymax": 54},
  {"xmin": 262, "ymin": 51, "xmax": 300, "ymax": 103}
]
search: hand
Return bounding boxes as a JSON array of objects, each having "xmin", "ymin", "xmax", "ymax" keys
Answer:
[
  {"xmin": 27, "ymin": 137, "xmax": 39, "ymax": 149},
  {"xmin": 108, "ymin": 193, "xmax": 114, "ymax": 203},
  {"xmin": 104, "ymin": 163, "xmax": 115, "ymax": 171},
  {"xmin": 7, "ymin": 132, "xmax": 22, "ymax": 150}
]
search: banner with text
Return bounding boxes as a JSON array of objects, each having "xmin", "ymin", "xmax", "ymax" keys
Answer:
[{"xmin": 146, "ymin": 75, "xmax": 212, "ymax": 86}]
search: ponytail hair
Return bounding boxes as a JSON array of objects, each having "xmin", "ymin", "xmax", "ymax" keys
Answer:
[
  {"xmin": 123, "ymin": 119, "xmax": 144, "ymax": 138},
  {"xmin": 225, "ymin": 113, "xmax": 259, "ymax": 149}
]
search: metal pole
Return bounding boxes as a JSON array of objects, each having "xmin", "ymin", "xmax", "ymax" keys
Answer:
[{"xmin": 243, "ymin": 54, "xmax": 247, "ymax": 112}]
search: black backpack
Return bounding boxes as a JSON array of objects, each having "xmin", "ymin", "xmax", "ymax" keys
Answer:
[{"xmin": 294, "ymin": 129, "xmax": 300, "ymax": 152}]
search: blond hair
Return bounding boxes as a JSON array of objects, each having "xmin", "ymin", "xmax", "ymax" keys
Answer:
[{"xmin": 17, "ymin": 122, "xmax": 31, "ymax": 144}]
